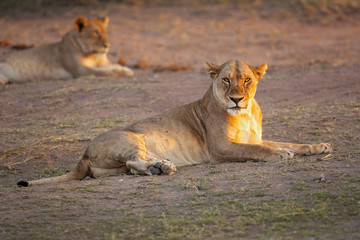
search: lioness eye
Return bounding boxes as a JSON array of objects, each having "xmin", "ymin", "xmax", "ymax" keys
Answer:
[
  {"xmin": 223, "ymin": 78, "xmax": 230, "ymax": 83},
  {"xmin": 245, "ymin": 78, "xmax": 251, "ymax": 83},
  {"xmin": 93, "ymin": 30, "xmax": 100, "ymax": 37}
]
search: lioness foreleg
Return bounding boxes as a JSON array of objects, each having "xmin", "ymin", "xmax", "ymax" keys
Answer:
[
  {"xmin": 209, "ymin": 141, "xmax": 295, "ymax": 162},
  {"xmin": 261, "ymin": 140, "xmax": 331, "ymax": 155},
  {"xmin": 0, "ymin": 74, "xmax": 8, "ymax": 85},
  {"xmin": 72, "ymin": 65, "xmax": 133, "ymax": 78},
  {"xmin": 95, "ymin": 64, "xmax": 134, "ymax": 77}
]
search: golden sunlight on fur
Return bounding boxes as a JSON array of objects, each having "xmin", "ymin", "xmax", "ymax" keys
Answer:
[{"xmin": 17, "ymin": 60, "xmax": 331, "ymax": 187}]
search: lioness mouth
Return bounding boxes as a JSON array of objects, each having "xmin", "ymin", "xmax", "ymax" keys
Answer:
[{"xmin": 230, "ymin": 106, "xmax": 243, "ymax": 110}]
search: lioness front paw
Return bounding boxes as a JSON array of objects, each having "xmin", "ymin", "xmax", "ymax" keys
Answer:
[
  {"xmin": 121, "ymin": 67, "xmax": 134, "ymax": 77},
  {"xmin": 113, "ymin": 66, "xmax": 134, "ymax": 77},
  {"xmin": 148, "ymin": 159, "xmax": 177, "ymax": 175},
  {"xmin": 312, "ymin": 143, "xmax": 332, "ymax": 154},
  {"xmin": 278, "ymin": 148, "xmax": 294, "ymax": 160},
  {"xmin": 306, "ymin": 143, "xmax": 332, "ymax": 155}
]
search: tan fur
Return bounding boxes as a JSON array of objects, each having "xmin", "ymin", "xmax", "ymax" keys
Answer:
[
  {"xmin": 0, "ymin": 16, "xmax": 133, "ymax": 85},
  {"xmin": 18, "ymin": 60, "xmax": 331, "ymax": 186}
]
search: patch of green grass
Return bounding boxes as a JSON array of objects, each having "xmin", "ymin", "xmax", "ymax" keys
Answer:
[
  {"xmin": 41, "ymin": 83, "xmax": 139, "ymax": 99},
  {"xmin": 0, "ymin": 166, "xmax": 20, "ymax": 177},
  {"xmin": 38, "ymin": 167, "xmax": 68, "ymax": 178},
  {"xmin": 92, "ymin": 116, "xmax": 125, "ymax": 129},
  {"xmin": 299, "ymin": 0, "xmax": 360, "ymax": 14},
  {"xmin": 2, "ymin": 169, "xmax": 359, "ymax": 240},
  {"xmin": 208, "ymin": 165, "xmax": 221, "ymax": 175},
  {"xmin": 252, "ymin": 189, "xmax": 266, "ymax": 197},
  {"xmin": 290, "ymin": 181, "xmax": 310, "ymax": 192},
  {"xmin": 49, "ymin": 134, "xmax": 93, "ymax": 143},
  {"xmin": 178, "ymin": 176, "xmax": 211, "ymax": 191},
  {"xmin": 49, "ymin": 187, "xmax": 359, "ymax": 240},
  {"xmin": 212, "ymin": 191, "xmax": 235, "ymax": 197}
]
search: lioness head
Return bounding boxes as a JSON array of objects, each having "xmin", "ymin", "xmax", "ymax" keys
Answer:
[
  {"xmin": 73, "ymin": 16, "xmax": 110, "ymax": 54},
  {"xmin": 205, "ymin": 60, "xmax": 267, "ymax": 116}
]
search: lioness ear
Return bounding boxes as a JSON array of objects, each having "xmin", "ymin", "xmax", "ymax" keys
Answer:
[
  {"xmin": 98, "ymin": 16, "xmax": 109, "ymax": 27},
  {"xmin": 204, "ymin": 61, "xmax": 221, "ymax": 80},
  {"xmin": 74, "ymin": 17, "xmax": 88, "ymax": 32},
  {"xmin": 254, "ymin": 63, "xmax": 267, "ymax": 80}
]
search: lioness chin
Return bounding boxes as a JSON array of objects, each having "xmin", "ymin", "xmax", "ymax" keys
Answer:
[
  {"xmin": 0, "ymin": 16, "xmax": 133, "ymax": 85},
  {"xmin": 17, "ymin": 60, "xmax": 331, "ymax": 187}
]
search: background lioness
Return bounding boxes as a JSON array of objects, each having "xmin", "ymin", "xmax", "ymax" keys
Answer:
[
  {"xmin": 17, "ymin": 60, "xmax": 331, "ymax": 187},
  {"xmin": 0, "ymin": 16, "xmax": 133, "ymax": 85}
]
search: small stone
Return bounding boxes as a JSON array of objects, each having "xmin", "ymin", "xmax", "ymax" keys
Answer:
[
  {"xmin": 319, "ymin": 174, "xmax": 325, "ymax": 182},
  {"xmin": 149, "ymin": 166, "xmax": 161, "ymax": 175},
  {"xmin": 313, "ymin": 174, "xmax": 325, "ymax": 183}
]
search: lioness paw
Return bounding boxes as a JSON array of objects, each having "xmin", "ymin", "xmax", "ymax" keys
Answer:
[
  {"xmin": 96, "ymin": 64, "xmax": 134, "ymax": 77},
  {"xmin": 148, "ymin": 159, "xmax": 177, "ymax": 175},
  {"xmin": 303, "ymin": 143, "xmax": 332, "ymax": 155},
  {"xmin": 279, "ymin": 148, "xmax": 294, "ymax": 160},
  {"xmin": 312, "ymin": 143, "xmax": 332, "ymax": 155},
  {"xmin": 121, "ymin": 67, "xmax": 134, "ymax": 77},
  {"xmin": 112, "ymin": 66, "xmax": 134, "ymax": 77},
  {"xmin": 0, "ymin": 74, "xmax": 9, "ymax": 85}
]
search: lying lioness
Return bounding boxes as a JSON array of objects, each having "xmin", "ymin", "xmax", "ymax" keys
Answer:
[
  {"xmin": 0, "ymin": 16, "xmax": 133, "ymax": 85},
  {"xmin": 17, "ymin": 60, "xmax": 331, "ymax": 187}
]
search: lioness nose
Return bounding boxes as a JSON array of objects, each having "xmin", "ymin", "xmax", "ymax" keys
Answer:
[{"xmin": 230, "ymin": 97, "xmax": 244, "ymax": 104}]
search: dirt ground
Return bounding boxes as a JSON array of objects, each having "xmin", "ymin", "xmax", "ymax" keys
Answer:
[{"xmin": 0, "ymin": 4, "xmax": 360, "ymax": 240}]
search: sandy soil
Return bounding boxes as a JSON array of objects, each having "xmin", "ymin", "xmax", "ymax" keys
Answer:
[{"xmin": 0, "ymin": 5, "xmax": 359, "ymax": 240}]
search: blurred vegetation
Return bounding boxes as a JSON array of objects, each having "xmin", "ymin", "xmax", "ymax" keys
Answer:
[{"xmin": 0, "ymin": 0, "xmax": 359, "ymax": 15}]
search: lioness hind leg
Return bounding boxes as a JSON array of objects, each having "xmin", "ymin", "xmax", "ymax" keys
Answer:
[
  {"xmin": 126, "ymin": 159, "xmax": 177, "ymax": 176},
  {"xmin": 87, "ymin": 130, "xmax": 176, "ymax": 176},
  {"xmin": 262, "ymin": 140, "xmax": 332, "ymax": 155},
  {"xmin": 126, "ymin": 160, "xmax": 154, "ymax": 175},
  {"xmin": 89, "ymin": 166, "xmax": 128, "ymax": 178},
  {"xmin": 86, "ymin": 130, "xmax": 150, "ymax": 174}
]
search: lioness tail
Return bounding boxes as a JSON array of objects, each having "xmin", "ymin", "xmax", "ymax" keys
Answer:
[{"xmin": 17, "ymin": 158, "xmax": 89, "ymax": 187}]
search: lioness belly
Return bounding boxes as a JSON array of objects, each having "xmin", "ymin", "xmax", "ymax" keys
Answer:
[
  {"xmin": 143, "ymin": 131, "xmax": 208, "ymax": 166},
  {"xmin": 2, "ymin": 60, "xmax": 72, "ymax": 82},
  {"xmin": 0, "ymin": 45, "xmax": 73, "ymax": 82}
]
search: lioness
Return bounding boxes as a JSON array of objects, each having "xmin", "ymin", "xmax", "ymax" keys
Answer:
[
  {"xmin": 17, "ymin": 60, "xmax": 331, "ymax": 187},
  {"xmin": 0, "ymin": 16, "xmax": 133, "ymax": 85}
]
